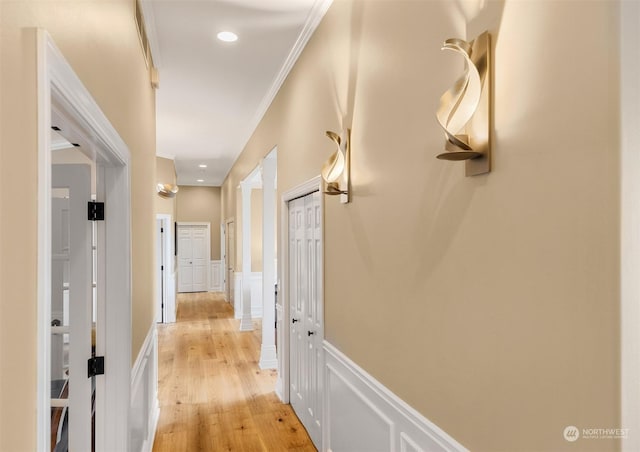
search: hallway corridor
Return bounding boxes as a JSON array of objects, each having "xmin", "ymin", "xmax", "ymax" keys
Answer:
[{"xmin": 152, "ymin": 292, "xmax": 315, "ymax": 451}]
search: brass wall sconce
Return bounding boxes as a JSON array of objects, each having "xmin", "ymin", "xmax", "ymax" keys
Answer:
[
  {"xmin": 156, "ymin": 183, "xmax": 179, "ymax": 198},
  {"xmin": 436, "ymin": 31, "xmax": 491, "ymax": 176},
  {"xmin": 322, "ymin": 129, "xmax": 351, "ymax": 203}
]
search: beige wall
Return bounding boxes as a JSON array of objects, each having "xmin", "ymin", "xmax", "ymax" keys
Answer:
[
  {"xmin": 221, "ymin": 1, "xmax": 620, "ymax": 451},
  {"xmin": 176, "ymin": 186, "xmax": 222, "ymax": 260},
  {"xmin": 156, "ymin": 157, "xmax": 177, "ymax": 218},
  {"xmin": 0, "ymin": 1, "xmax": 156, "ymax": 449}
]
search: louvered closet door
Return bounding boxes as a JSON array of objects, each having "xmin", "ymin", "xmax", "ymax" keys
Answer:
[{"xmin": 289, "ymin": 191, "xmax": 323, "ymax": 449}]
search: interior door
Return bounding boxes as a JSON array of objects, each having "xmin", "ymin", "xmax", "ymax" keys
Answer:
[
  {"xmin": 289, "ymin": 191, "xmax": 323, "ymax": 448},
  {"xmin": 289, "ymin": 196, "xmax": 305, "ymax": 423},
  {"xmin": 51, "ymin": 164, "xmax": 93, "ymax": 452},
  {"xmin": 227, "ymin": 221, "xmax": 235, "ymax": 304},
  {"xmin": 156, "ymin": 219, "xmax": 164, "ymax": 323},
  {"xmin": 191, "ymin": 226, "xmax": 208, "ymax": 292},
  {"xmin": 177, "ymin": 227, "xmax": 194, "ymax": 292}
]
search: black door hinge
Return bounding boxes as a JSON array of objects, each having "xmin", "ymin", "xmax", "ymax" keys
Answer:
[
  {"xmin": 88, "ymin": 356, "xmax": 105, "ymax": 378},
  {"xmin": 88, "ymin": 202, "xmax": 105, "ymax": 221},
  {"xmin": 161, "ymin": 227, "xmax": 164, "ymax": 233},
  {"xmin": 161, "ymin": 265, "xmax": 164, "ymax": 271}
]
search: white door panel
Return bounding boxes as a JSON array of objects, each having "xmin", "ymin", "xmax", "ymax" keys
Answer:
[
  {"xmin": 289, "ymin": 192, "xmax": 323, "ymax": 448},
  {"xmin": 177, "ymin": 224, "xmax": 210, "ymax": 293}
]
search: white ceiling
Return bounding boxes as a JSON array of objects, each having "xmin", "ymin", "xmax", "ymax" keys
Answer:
[{"xmin": 142, "ymin": 0, "xmax": 332, "ymax": 186}]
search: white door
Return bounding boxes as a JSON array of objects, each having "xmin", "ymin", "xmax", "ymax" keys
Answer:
[
  {"xmin": 51, "ymin": 164, "xmax": 94, "ymax": 452},
  {"xmin": 227, "ymin": 221, "xmax": 235, "ymax": 304},
  {"xmin": 289, "ymin": 191, "xmax": 323, "ymax": 448},
  {"xmin": 177, "ymin": 224, "xmax": 209, "ymax": 293},
  {"xmin": 191, "ymin": 227, "xmax": 208, "ymax": 291},
  {"xmin": 156, "ymin": 219, "xmax": 165, "ymax": 323}
]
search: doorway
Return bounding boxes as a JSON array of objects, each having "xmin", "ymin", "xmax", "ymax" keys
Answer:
[
  {"xmin": 38, "ymin": 30, "xmax": 132, "ymax": 451},
  {"xmin": 226, "ymin": 219, "xmax": 236, "ymax": 305},
  {"xmin": 277, "ymin": 176, "xmax": 324, "ymax": 450},
  {"xmin": 177, "ymin": 222, "xmax": 210, "ymax": 293},
  {"xmin": 156, "ymin": 215, "xmax": 175, "ymax": 323}
]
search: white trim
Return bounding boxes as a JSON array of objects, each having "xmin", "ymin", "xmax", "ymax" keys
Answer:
[
  {"xmin": 620, "ymin": 2, "xmax": 640, "ymax": 450},
  {"xmin": 260, "ymin": 151, "xmax": 277, "ymax": 370},
  {"xmin": 232, "ymin": 272, "xmax": 264, "ymax": 319},
  {"xmin": 276, "ymin": 175, "xmax": 323, "ymax": 403},
  {"xmin": 36, "ymin": 28, "xmax": 53, "ymax": 452},
  {"xmin": 239, "ymin": 181, "xmax": 254, "ymax": 331},
  {"xmin": 323, "ymin": 341, "xmax": 468, "ymax": 452},
  {"xmin": 131, "ymin": 325, "xmax": 160, "ymax": 452},
  {"xmin": 37, "ymin": 29, "xmax": 132, "ymax": 452}
]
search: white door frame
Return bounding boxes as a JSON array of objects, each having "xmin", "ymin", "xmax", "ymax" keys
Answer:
[
  {"xmin": 177, "ymin": 222, "xmax": 211, "ymax": 292},
  {"xmin": 156, "ymin": 214, "xmax": 175, "ymax": 323},
  {"xmin": 620, "ymin": 2, "xmax": 640, "ymax": 450},
  {"xmin": 225, "ymin": 218, "xmax": 236, "ymax": 304},
  {"xmin": 276, "ymin": 175, "xmax": 324, "ymax": 404},
  {"xmin": 220, "ymin": 221, "xmax": 226, "ymax": 294},
  {"xmin": 37, "ymin": 30, "xmax": 132, "ymax": 452}
]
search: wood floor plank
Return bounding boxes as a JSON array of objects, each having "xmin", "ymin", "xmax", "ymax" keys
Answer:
[{"xmin": 153, "ymin": 292, "xmax": 316, "ymax": 452}]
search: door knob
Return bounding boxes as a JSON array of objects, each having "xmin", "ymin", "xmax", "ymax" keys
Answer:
[
  {"xmin": 307, "ymin": 331, "xmax": 315, "ymax": 336},
  {"xmin": 292, "ymin": 318, "xmax": 299, "ymax": 323}
]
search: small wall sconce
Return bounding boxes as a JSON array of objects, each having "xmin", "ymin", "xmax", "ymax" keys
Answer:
[
  {"xmin": 156, "ymin": 183, "xmax": 179, "ymax": 198},
  {"xmin": 322, "ymin": 129, "xmax": 351, "ymax": 203},
  {"xmin": 436, "ymin": 31, "xmax": 491, "ymax": 176}
]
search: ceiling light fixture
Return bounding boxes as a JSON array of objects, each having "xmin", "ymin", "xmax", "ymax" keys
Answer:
[
  {"xmin": 217, "ymin": 31, "xmax": 238, "ymax": 43},
  {"xmin": 197, "ymin": 179, "xmax": 204, "ymax": 183},
  {"xmin": 199, "ymin": 164, "xmax": 207, "ymax": 168}
]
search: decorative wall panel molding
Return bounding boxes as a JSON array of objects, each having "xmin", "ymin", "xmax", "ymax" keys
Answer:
[
  {"xmin": 323, "ymin": 341, "xmax": 468, "ymax": 452},
  {"xmin": 130, "ymin": 325, "xmax": 159, "ymax": 452},
  {"xmin": 232, "ymin": 272, "xmax": 263, "ymax": 319},
  {"xmin": 209, "ymin": 260, "xmax": 224, "ymax": 292}
]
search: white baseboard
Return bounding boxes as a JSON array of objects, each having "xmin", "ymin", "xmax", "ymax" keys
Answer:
[
  {"xmin": 233, "ymin": 272, "xmax": 263, "ymax": 319},
  {"xmin": 130, "ymin": 325, "xmax": 159, "ymax": 452},
  {"xmin": 259, "ymin": 344, "xmax": 278, "ymax": 369},
  {"xmin": 323, "ymin": 341, "xmax": 468, "ymax": 452}
]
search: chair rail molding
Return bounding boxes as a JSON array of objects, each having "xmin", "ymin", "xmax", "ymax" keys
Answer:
[{"xmin": 323, "ymin": 341, "xmax": 468, "ymax": 452}]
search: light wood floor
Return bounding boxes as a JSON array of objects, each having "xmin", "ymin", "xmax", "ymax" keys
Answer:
[{"xmin": 152, "ymin": 292, "xmax": 316, "ymax": 452}]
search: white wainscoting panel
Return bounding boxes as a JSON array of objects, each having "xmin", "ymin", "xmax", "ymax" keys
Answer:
[
  {"xmin": 209, "ymin": 260, "xmax": 224, "ymax": 292},
  {"xmin": 323, "ymin": 341, "xmax": 468, "ymax": 452},
  {"xmin": 232, "ymin": 272, "xmax": 263, "ymax": 319},
  {"xmin": 130, "ymin": 325, "xmax": 160, "ymax": 452}
]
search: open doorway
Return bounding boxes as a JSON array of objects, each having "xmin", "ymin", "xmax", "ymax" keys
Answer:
[
  {"xmin": 156, "ymin": 215, "xmax": 175, "ymax": 323},
  {"xmin": 37, "ymin": 31, "xmax": 132, "ymax": 451},
  {"xmin": 276, "ymin": 176, "xmax": 324, "ymax": 450}
]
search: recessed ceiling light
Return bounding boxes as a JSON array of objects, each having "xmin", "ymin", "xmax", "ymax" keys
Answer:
[
  {"xmin": 217, "ymin": 31, "xmax": 238, "ymax": 43},
  {"xmin": 197, "ymin": 179, "xmax": 204, "ymax": 183},
  {"xmin": 199, "ymin": 164, "xmax": 207, "ymax": 168}
]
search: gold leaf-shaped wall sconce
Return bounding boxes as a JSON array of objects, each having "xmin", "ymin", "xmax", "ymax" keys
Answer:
[
  {"xmin": 321, "ymin": 129, "xmax": 350, "ymax": 203},
  {"xmin": 436, "ymin": 31, "xmax": 491, "ymax": 176},
  {"xmin": 156, "ymin": 183, "xmax": 179, "ymax": 198}
]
